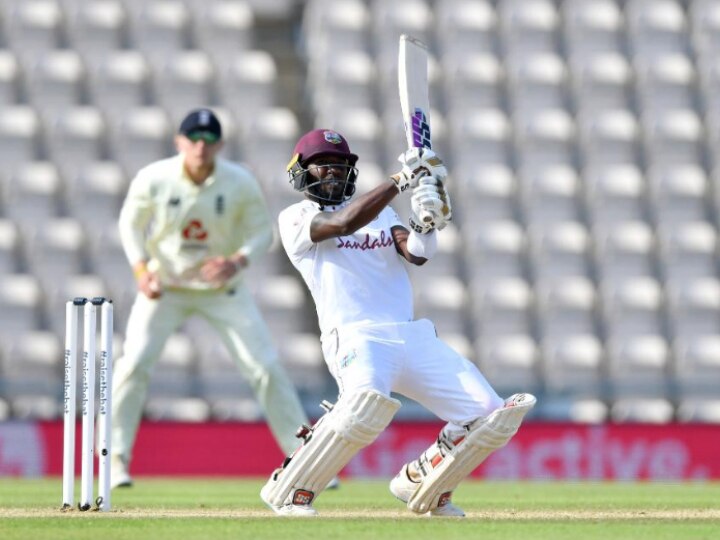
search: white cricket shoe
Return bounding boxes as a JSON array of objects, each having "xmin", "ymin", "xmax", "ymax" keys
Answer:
[
  {"xmin": 389, "ymin": 465, "xmax": 465, "ymax": 518},
  {"xmin": 326, "ymin": 476, "xmax": 341, "ymax": 490},
  {"xmin": 428, "ymin": 501, "xmax": 466, "ymax": 517},
  {"xmin": 110, "ymin": 455, "xmax": 133, "ymax": 489},
  {"xmin": 265, "ymin": 502, "xmax": 318, "ymax": 517},
  {"xmin": 260, "ymin": 484, "xmax": 318, "ymax": 517},
  {"xmin": 389, "ymin": 465, "xmax": 418, "ymax": 503}
]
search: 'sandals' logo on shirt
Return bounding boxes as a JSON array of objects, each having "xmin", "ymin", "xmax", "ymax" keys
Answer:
[{"xmin": 336, "ymin": 230, "xmax": 394, "ymax": 250}]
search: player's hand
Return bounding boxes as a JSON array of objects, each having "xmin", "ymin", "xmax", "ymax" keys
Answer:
[
  {"xmin": 433, "ymin": 177, "xmax": 453, "ymax": 230},
  {"xmin": 137, "ymin": 271, "xmax": 162, "ymax": 299},
  {"xmin": 390, "ymin": 147, "xmax": 447, "ymax": 193},
  {"xmin": 409, "ymin": 177, "xmax": 452, "ymax": 232},
  {"xmin": 409, "ymin": 177, "xmax": 443, "ymax": 233},
  {"xmin": 200, "ymin": 255, "xmax": 245, "ymax": 284}
]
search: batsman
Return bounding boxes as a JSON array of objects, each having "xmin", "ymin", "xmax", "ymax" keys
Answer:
[{"xmin": 261, "ymin": 129, "xmax": 536, "ymax": 517}]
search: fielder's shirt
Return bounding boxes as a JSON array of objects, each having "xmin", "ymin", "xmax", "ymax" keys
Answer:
[
  {"xmin": 119, "ymin": 154, "xmax": 273, "ymax": 290},
  {"xmin": 278, "ymin": 200, "xmax": 414, "ymax": 334}
]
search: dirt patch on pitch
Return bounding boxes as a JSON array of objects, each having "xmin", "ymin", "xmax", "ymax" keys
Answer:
[{"xmin": 1, "ymin": 508, "xmax": 719, "ymax": 520}]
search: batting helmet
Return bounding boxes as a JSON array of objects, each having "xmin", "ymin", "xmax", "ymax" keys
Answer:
[{"xmin": 287, "ymin": 129, "xmax": 359, "ymax": 205}]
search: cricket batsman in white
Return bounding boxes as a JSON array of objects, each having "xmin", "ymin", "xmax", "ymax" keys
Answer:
[
  {"xmin": 111, "ymin": 108, "xmax": 313, "ymax": 488},
  {"xmin": 261, "ymin": 129, "xmax": 536, "ymax": 516}
]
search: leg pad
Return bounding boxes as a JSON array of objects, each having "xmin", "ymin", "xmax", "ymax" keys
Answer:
[
  {"xmin": 261, "ymin": 389, "xmax": 401, "ymax": 510},
  {"xmin": 407, "ymin": 393, "xmax": 536, "ymax": 514}
]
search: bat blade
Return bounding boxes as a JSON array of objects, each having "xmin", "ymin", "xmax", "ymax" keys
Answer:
[
  {"xmin": 398, "ymin": 34, "xmax": 431, "ymax": 150},
  {"xmin": 399, "ymin": 34, "xmax": 435, "ymax": 224}
]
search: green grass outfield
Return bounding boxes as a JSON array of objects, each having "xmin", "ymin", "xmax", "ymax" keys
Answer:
[{"xmin": 1, "ymin": 478, "xmax": 718, "ymax": 540}]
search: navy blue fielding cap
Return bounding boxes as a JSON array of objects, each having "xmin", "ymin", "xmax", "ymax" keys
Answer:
[{"xmin": 178, "ymin": 108, "xmax": 222, "ymax": 139}]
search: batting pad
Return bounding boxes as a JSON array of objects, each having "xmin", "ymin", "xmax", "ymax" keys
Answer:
[
  {"xmin": 408, "ymin": 393, "xmax": 536, "ymax": 514},
  {"xmin": 261, "ymin": 389, "xmax": 401, "ymax": 508}
]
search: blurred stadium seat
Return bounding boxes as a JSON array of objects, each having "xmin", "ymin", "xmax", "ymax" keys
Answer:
[
  {"xmin": 46, "ymin": 106, "xmax": 108, "ymax": 178},
  {"xmin": 0, "ymin": 50, "xmax": 23, "ymax": 105},
  {"xmin": 87, "ymin": 50, "xmax": 152, "ymax": 120},
  {"xmin": 0, "ymin": 274, "xmax": 43, "ymax": 340},
  {"xmin": 0, "ymin": 220, "xmax": 21, "ymax": 275},
  {"xmin": 476, "ymin": 333, "xmax": 540, "ymax": 397},
  {"xmin": 110, "ymin": 106, "xmax": 173, "ymax": 176},
  {"xmin": 528, "ymin": 221, "xmax": 593, "ymax": 281},
  {"xmin": 572, "ymin": 51, "xmax": 633, "ymax": 116},
  {"xmin": 127, "ymin": 0, "xmax": 192, "ymax": 68},
  {"xmin": 66, "ymin": 161, "xmax": 128, "ymax": 231},
  {"xmin": 218, "ymin": 50, "xmax": 278, "ymax": 121},
  {"xmin": 192, "ymin": 0, "xmax": 255, "ymax": 68},
  {"xmin": 498, "ymin": 0, "xmax": 560, "ymax": 59},
  {"xmin": 26, "ymin": 50, "xmax": 87, "ymax": 120},
  {"xmin": 65, "ymin": 0, "xmax": 128, "ymax": 63},
  {"xmin": 0, "ymin": 106, "xmax": 43, "ymax": 171},
  {"xmin": 154, "ymin": 50, "xmax": 216, "ymax": 124},
  {"xmin": 541, "ymin": 333, "xmax": 604, "ymax": 397},
  {"xmin": 436, "ymin": 0, "xmax": 498, "ymax": 60},
  {"xmin": 564, "ymin": 0, "xmax": 625, "ymax": 61},
  {"xmin": 3, "ymin": 0, "xmax": 65, "ymax": 64},
  {"xmin": 535, "ymin": 276, "xmax": 599, "ymax": 338},
  {"xmin": 3, "ymin": 161, "xmax": 63, "ymax": 234}
]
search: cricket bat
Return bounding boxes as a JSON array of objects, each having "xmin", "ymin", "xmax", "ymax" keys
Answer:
[{"xmin": 398, "ymin": 34, "xmax": 434, "ymax": 224}]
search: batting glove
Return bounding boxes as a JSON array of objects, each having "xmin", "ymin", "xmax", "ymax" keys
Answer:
[
  {"xmin": 390, "ymin": 147, "xmax": 448, "ymax": 193},
  {"xmin": 409, "ymin": 177, "xmax": 445, "ymax": 233},
  {"xmin": 434, "ymin": 178, "xmax": 453, "ymax": 230}
]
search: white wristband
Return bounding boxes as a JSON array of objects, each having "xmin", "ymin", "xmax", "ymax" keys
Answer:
[{"xmin": 407, "ymin": 228, "xmax": 438, "ymax": 259}]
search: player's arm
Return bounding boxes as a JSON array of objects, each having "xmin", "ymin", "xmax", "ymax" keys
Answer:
[
  {"xmin": 118, "ymin": 173, "xmax": 161, "ymax": 298},
  {"xmin": 118, "ymin": 174, "xmax": 154, "ymax": 264},
  {"xmin": 393, "ymin": 224, "xmax": 438, "ymax": 266},
  {"xmin": 391, "ymin": 225, "xmax": 429, "ymax": 266},
  {"xmin": 309, "ymin": 181, "xmax": 399, "ymax": 242},
  {"xmin": 309, "ymin": 148, "xmax": 446, "ymax": 243}
]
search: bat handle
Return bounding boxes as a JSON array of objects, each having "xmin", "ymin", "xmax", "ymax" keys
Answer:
[{"xmin": 419, "ymin": 209, "xmax": 434, "ymax": 224}]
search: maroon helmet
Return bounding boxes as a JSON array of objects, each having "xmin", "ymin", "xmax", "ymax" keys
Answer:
[{"xmin": 287, "ymin": 129, "xmax": 359, "ymax": 205}]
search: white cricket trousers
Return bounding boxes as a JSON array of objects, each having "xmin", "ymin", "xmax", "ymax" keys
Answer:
[
  {"xmin": 321, "ymin": 319, "xmax": 504, "ymax": 432},
  {"xmin": 111, "ymin": 286, "xmax": 308, "ymax": 461}
]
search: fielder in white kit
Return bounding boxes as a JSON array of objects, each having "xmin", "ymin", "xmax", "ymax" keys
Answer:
[
  {"xmin": 111, "ymin": 108, "xmax": 311, "ymax": 488},
  {"xmin": 261, "ymin": 129, "xmax": 536, "ymax": 517}
]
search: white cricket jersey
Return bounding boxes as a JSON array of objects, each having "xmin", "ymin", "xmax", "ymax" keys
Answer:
[
  {"xmin": 278, "ymin": 199, "xmax": 414, "ymax": 335},
  {"xmin": 119, "ymin": 154, "xmax": 273, "ymax": 290}
]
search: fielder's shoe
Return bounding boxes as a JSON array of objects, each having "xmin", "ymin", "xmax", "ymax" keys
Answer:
[
  {"xmin": 110, "ymin": 454, "xmax": 133, "ymax": 489},
  {"xmin": 389, "ymin": 464, "xmax": 465, "ymax": 518},
  {"xmin": 260, "ymin": 484, "xmax": 318, "ymax": 517}
]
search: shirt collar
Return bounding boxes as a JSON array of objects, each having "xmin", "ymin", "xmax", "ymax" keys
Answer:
[
  {"xmin": 314, "ymin": 199, "xmax": 349, "ymax": 212},
  {"xmin": 178, "ymin": 154, "xmax": 218, "ymax": 187}
]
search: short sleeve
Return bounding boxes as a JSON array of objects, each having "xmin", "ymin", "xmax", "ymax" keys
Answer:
[
  {"xmin": 278, "ymin": 202, "xmax": 321, "ymax": 263},
  {"xmin": 386, "ymin": 206, "xmax": 404, "ymax": 228}
]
